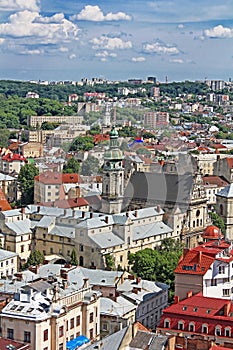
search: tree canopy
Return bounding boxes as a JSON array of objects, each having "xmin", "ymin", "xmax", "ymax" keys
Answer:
[
  {"xmin": 210, "ymin": 212, "xmax": 226, "ymax": 234},
  {"xmin": 18, "ymin": 163, "xmax": 39, "ymax": 205},
  {"xmin": 128, "ymin": 238, "xmax": 183, "ymax": 301},
  {"xmin": 69, "ymin": 136, "xmax": 94, "ymax": 152},
  {"xmin": 81, "ymin": 155, "xmax": 99, "ymax": 176},
  {"xmin": 63, "ymin": 157, "xmax": 80, "ymax": 174},
  {"xmin": 24, "ymin": 250, "xmax": 44, "ymax": 268}
]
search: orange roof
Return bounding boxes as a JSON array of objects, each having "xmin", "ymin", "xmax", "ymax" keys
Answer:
[
  {"xmin": 202, "ymin": 225, "xmax": 223, "ymax": 240},
  {"xmin": 174, "ymin": 250, "xmax": 214, "ymax": 275},
  {"xmin": 39, "ymin": 197, "xmax": 89, "ymax": 209},
  {"xmin": 227, "ymin": 158, "xmax": 233, "ymax": 169},
  {"xmin": 202, "ymin": 175, "xmax": 229, "ymax": 187},
  {"xmin": 0, "ymin": 188, "xmax": 11, "ymax": 211},
  {"xmin": 35, "ymin": 171, "xmax": 83, "ymax": 184}
]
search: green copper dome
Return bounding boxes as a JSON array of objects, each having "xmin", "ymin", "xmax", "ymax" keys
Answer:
[
  {"xmin": 104, "ymin": 148, "xmax": 123, "ymax": 160},
  {"xmin": 109, "ymin": 126, "xmax": 119, "ymax": 139}
]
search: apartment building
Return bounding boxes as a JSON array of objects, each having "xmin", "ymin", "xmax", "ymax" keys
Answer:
[{"xmin": 27, "ymin": 115, "xmax": 83, "ymax": 128}]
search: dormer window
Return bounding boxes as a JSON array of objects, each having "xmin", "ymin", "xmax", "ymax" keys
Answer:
[
  {"xmin": 202, "ymin": 324, "xmax": 208, "ymax": 334},
  {"xmin": 164, "ymin": 318, "xmax": 170, "ymax": 328},
  {"xmin": 178, "ymin": 321, "xmax": 184, "ymax": 331},
  {"xmin": 215, "ymin": 326, "xmax": 221, "ymax": 336}
]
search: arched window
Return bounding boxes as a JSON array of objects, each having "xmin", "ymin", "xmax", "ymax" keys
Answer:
[
  {"xmin": 196, "ymin": 219, "xmax": 199, "ymax": 227},
  {"xmin": 220, "ymin": 204, "xmax": 223, "ymax": 215},
  {"xmin": 225, "ymin": 327, "xmax": 231, "ymax": 337},
  {"xmin": 215, "ymin": 326, "xmax": 221, "ymax": 336},
  {"xmin": 202, "ymin": 324, "xmax": 208, "ymax": 334},
  {"xmin": 178, "ymin": 321, "xmax": 184, "ymax": 331},
  {"xmin": 189, "ymin": 323, "xmax": 195, "ymax": 332},
  {"xmin": 79, "ymin": 256, "xmax": 84, "ymax": 266},
  {"xmin": 164, "ymin": 318, "xmax": 170, "ymax": 328}
]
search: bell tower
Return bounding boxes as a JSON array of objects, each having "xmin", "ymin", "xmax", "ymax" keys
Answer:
[{"xmin": 101, "ymin": 126, "xmax": 124, "ymax": 214}]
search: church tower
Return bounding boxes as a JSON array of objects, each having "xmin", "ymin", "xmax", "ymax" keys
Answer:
[{"xmin": 101, "ymin": 126, "xmax": 124, "ymax": 214}]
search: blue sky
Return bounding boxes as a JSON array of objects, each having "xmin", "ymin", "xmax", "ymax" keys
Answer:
[{"xmin": 0, "ymin": 0, "xmax": 233, "ymax": 82}]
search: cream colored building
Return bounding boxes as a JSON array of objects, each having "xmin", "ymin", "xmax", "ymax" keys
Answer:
[
  {"xmin": 0, "ymin": 249, "xmax": 18, "ymax": 278},
  {"xmin": 1, "ymin": 277, "xmax": 100, "ymax": 350},
  {"xmin": 27, "ymin": 115, "xmax": 83, "ymax": 128}
]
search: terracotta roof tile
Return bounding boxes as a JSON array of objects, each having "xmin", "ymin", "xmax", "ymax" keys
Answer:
[{"xmin": 35, "ymin": 171, "xmax": 83, "ymax": 184}]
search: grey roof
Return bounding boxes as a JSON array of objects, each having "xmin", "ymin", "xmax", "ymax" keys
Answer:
[
  {"xmin": 133, "ymin": 221, "xmax": 172, "ymax": 240},
  {"xmin": 83, "ymin": 327, "xmax": 128, "ymax": 350},
  {"xmin": 0, "ymin": 249, "xmax": 18, "ymax": 260},
  {"xmin": 100, "ymin": 296, "xmax": 136, "ymax": 316},
  {"xmin": 5, "ymin": 219, "xmax": 32, "ymax": 235},
  {"xmin": 68, "ymin": 267, "xmax": 123, "ymax": 287},
  {"xmin": 123, "ymin": 171, "xmax": 193, "ymax": 208},
  {"xmin": 76, "ymin": 216, "xmax": 114, "ymax": 230},
  {"xmin": 125, "ymin": 155, "xmax": 143, "ymax": 163},
  {"xmin": 216, "ymin": 184, "xmax": 233, "ymax": 198},
  {"xmin": 89, "ymin": 232, "xmax": 124, "ymax": 248},
  {"xmin": 129, "ymin": 331, "xmax": 156, "ymax": 349},
  {"xmin": 113, "ymin": 207, "xmax": 163, "ymax": 225},
  {"xmin": 37, "ymin": 216, "xmax": 55, "ymax": 228},
  {"xmin": 0, "ymin": 173, "xmax": 16, "ymax": 181},
  {"xmin": 50, "ymin": 225, "xmax": 75, "ymax": 238},
  {"xmin": 38, "ymin": 264, "xmax": 62, "ymax": 279}
]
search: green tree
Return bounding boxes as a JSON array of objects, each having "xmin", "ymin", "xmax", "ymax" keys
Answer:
[
  {"xmin": 18, "ymin": 163, "xmax": 39, "ymax": 205},
  {"xmin": 210, "ymin": 212, "xmax": 226, "ymax": 234},
  {"xmin": 24, "ymin": 250, "xmax": 44, "ymax": 268},
  {"xmin": 41, "ymin": 121, "xmax": 60, "ymax": 130},
  {"xmin": 70, "ymin": 249, "xmax": 78, "ymax": 265},
  {"xmin": 129, "ymin": 239, "xmax": 183, "ymax": 301},
  {"xmin": 105, "ymin": 254, "xmax": 115, "ymax": 270},
  {"xmin": 63, "ymin": 157, "xmax": 80, "ymax": 174},
  {"xmin": 81, "ymin": 155, "xmax": 99, "ymax": 176},
  {"xmin": 136, "ymin": 147, "xmax": 151, "ymax": 156},
  {"xmin": 0, "ymin": 129, "xmax": 10, "ymax": 148},
  {"xmin": 69, "ymin": 136, "xmax": 94, "ymax": 152}
]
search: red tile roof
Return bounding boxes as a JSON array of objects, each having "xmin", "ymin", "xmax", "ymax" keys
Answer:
[
  {"xmin": 0, "ymin": 188, "xmax": 12, "ymax": 211},
  {"xmin": 227, "ymin": 158, "xmax": 233, "ymax": 169},
  {"xmin": 203, "ymin": 175, "xmax": 229, "ymax": 187},
  {"xmin": 0, "ymin": 337, "xmax": 30, "ymax": 349},
  {"xmin": 35, "ymin": 171, "xmax": 83, "ymax": 184},
  {"xmin": 2, "ymin": 153, "xmax": 26, "ymax": 162},
  {"xmin": 174, "ymin": 250, "xmax": 214, "ymax": 275},
  {"xmin": 39, "ymin": 197, "xmax": 89, "ymax": 209}
]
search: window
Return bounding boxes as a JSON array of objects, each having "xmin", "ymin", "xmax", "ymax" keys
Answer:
[
  {"xmin": 90, "ymin": 329, "xmax": 93, "ymax": 339},
  {"xmin": 24, "ymin": 331, "xmax": 31, "ymax": 343},
  {"xmin": 211, "ymin": 279, "xmax": 217, "ymax": 286},
  {"xmin": 215, "ymin": 326, "xmax": 221, "ymax": 336},
  {"xmin": 178, "ymin": 321, "xmax": 184, "ymax": 331},
  {"xmin": 202, "ymin": 324, "xmax": 208, "ymax": 334},
  {"xmin": 102, "ymin": 322, "xmax": 108, "ymax": 331},
  {"xmin": 89, "ymin": 312, "xmax": 94, "ymax": 323},
  {"xmin": 225, "ymin": 328, "xmax": 231, "ymax": 337},
  {"xmin": 76, "ymin": 316, "xmax": 80, "ymax": 326},
  {"xmin": 164, "ymin": 319, "xmax": 170, "ymax": 328},
  {"xmin": 44, "ymin": 329, "xmax": 48, "ymax": 341},
  {"xmin": 21, "ymin": 245, "xmax": 24, "ymax": 253},
  {"xmin": 59, "ymin": 326, "xmax": 64, "ymax": 337},
  {"xmin": 189, "ymin": 323, "xmax": 195, "ymax": 332},
  {"xmin": 219, "ymin": 266, "xmax": 225, "ymax": 274},
  {"xmin": 79, "ymin": 244, "xmax": 84, "ymax": 252},
  {"xmin": 223, "ymin": 289, "xmax": 230, "ymax": 296},
  {"xmin": 50, "ymin": 247, "xmax": 54, "ymax": 254},
  {"xmin": 70, "ymin": 318, "xmax": 74, "ymax": 329},
  {"xmin": 59, "ymin": 344, "xmax": 63, "ymax": 350},
  {"xmin": 7, "ymin": 328, "xmax": 14, "ymax": 340}
]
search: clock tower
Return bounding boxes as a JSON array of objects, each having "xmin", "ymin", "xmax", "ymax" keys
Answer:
[{"xmin": 101, "ymin": 126, "xmax": 124, "ymax": 214}]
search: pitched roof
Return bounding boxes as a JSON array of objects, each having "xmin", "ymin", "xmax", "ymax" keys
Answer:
[
  {"xmin": 216, "ymin": 183, "xmax": 233, "ymax": 198},
  {"xmin": 39, "ymin": 197, "xmax": 89, "ymax": 209},
  {"xmin": 0, "ymin": 188, "xmax": 11, "ymax": 211},
  {"xmin": 1, "ymin": 153, "xmax": 26, "ymax": 162},
  {"xmin": 174, "ymin": 250, "xmax": 214, "ymax": 275},
  {"xmin": 226, "ymin": 158, "xmax": 233, "ymax": 169},
  {"xmin": 34, "ymin": 171, "xmax": 83, "ymax": 184},
  {"xmin": 202, "ymin": 175, "xmax": 229, "ymax": 187}
]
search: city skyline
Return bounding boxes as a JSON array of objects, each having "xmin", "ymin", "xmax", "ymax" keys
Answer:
[{"xmin": 0, "ymin": 0, "xmax": 233, "ymax": 82}]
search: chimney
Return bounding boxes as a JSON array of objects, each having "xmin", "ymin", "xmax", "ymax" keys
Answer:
[
  {"xmin": 82, "ymin": 211, "xmax": 85, "ymax": 219},
  {"xmin": 157, "ymin": 205, "xmax": 161, "ymax": 213},
  {"xmin": 105, "ymin": 216, "xmax": 109, "ymax": 224},
  {"xmin": 198, "ymin": 251, "xmax": 202, "ymax": 265},
  {"xmin": 83, "ymin": 277, "xmax": 89, "ymax": 289},
  {"xmin": 62, "ymin": 279, "xmax": 68, "ymax": 289},
  {"xmin": 60, "ymin": 269, "xmax": 68, "ymax": 280},
  {"xmin": 187, "ymin": 291, "xmax": 193, "ymax": 298},
  {"xmin": 21, "ymin": 207, "xmax": 25, "ymax": 214},
  {"xmin": 183, "ymin": 248, "xmax": 189, "ymax": 258},
  {"xmin": 126, "ymin": 212, "xmax": 129, "ymax": 217},
  {"xmin": 37, "ymin": 206, "xmax": 40, "ymax": 213},
  {"xmin": 174, "ymin": 295, "xmax": 179, "ymax": 304},
  {"xmin": 136, "ymin": 277, "xmax": 141, "ymax": 284},
  {"xmin": 134, "ymin": 209, "xmax": 138, "ymax": 217},
  {"xmin": 132, "ymin": 287, "xmax": 138, "ymax": 294},
  {"xmin": 90, "ymin": 212, "xmax": 93, "ymax": 219},
  {"xmin": 224, "ymin": 301, "xmax": 231, "ymax": 316},
  {"xmin": 15, "ymin": 272, "xmax": 23, "ymax": 281}
]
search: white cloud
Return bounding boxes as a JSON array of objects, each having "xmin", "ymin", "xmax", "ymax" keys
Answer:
[
  {"xmin": 95, "ymin": 51, "xmax": 117, "ymax": 58},
  {"xmin": 169, "ymin": 58, "xmax": 184, "ymax": 64},
  {"xmin": 0, "ymin": 10, "xmax": 79, "ymax": 44},
  {"xmin": 204, "ymin": 25, "xmax": 233, "ymax": 38},
  {"xmin": 20, "ymin": 48, "xmax": 43, "ymax": 55},
  {"xmin": 69, "ymin": 54, "xmax": 76, "ymax": 60},
  {"xmin": 90, "ymin": 36, "xmax": 132, "ymax": 50},
  {"xmin": 178, "ymin": 24, "xmax": 184, "ymax": 29},
  {"xmin": 59, "ymin": 46, "xmax": 69, "ymax": 53},
  {"xmin": 71, "ymin": 5, "xmax": 131, "ymax": 22},
  {"xmin": 0, "ymin": 0, "xmax": 40, "ymax": 11},
  {"xmin": 0, "ymin": 38, "xmax": 5, "ymax": 44},
  {"xmin": 143, "ymin": 41, "xmax": 180, "ymax": 54},
  {"xmin": 132, "ymin": 56, "xmax": 145, "ymax": 62}
]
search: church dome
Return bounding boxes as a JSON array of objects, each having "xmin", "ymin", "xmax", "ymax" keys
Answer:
[
  {"xmin": 109, "ymin": 126, "xmax": 119, "ymax": 139},
  {"xmin": 202, "ymin": 225, "xmax": 223, "ymax": 240},
  {"xmin": 104, "ymin": 148, "xmax": 123, "ymax": 160}
]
